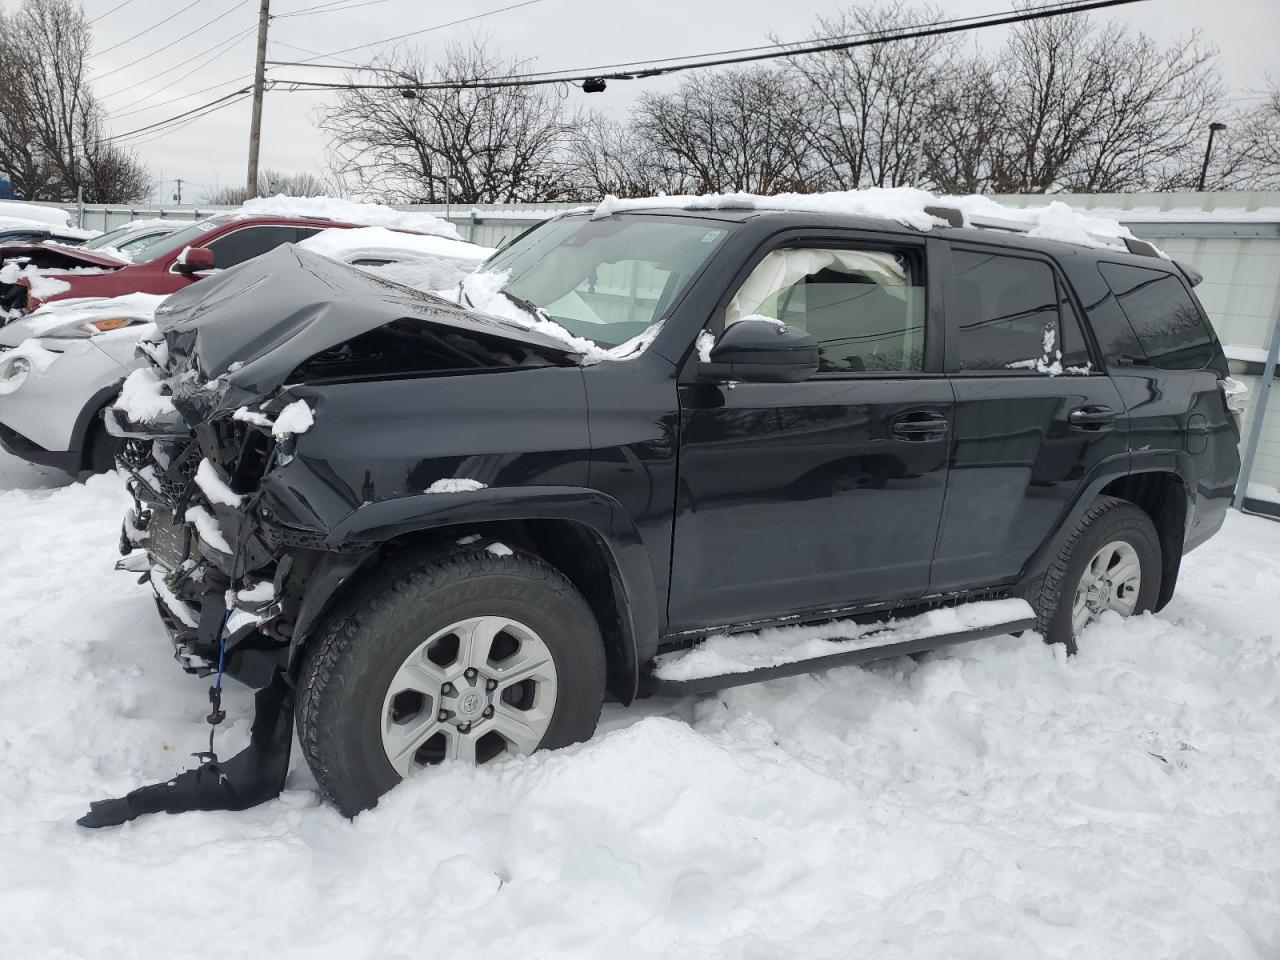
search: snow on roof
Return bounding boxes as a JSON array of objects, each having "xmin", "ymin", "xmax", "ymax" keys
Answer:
[
  {"xmin": 592, "ymin": 187, "xmax": 1143, "ymax": 252},
  {"xmin": 0, "ymin": 201, "xmax": 70, "ymax": 228},
  {"xmin": 240, "ymin": 195, "xmax": 462, "ymax": 240},
  {"xmin": 117, "ymin": 218, "xmax": 187, "ymax": 232},
  {"xmin": 298, "ymin": 225, "xmax": 490, "ymax": 264}
]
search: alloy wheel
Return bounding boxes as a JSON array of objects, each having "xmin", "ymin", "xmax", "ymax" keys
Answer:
[
  {"xmin": 1071, "ymin": 539, "xmax": 1142, "ymax": 635},
  {"xmin": 378, "ymin": 615, "xmax": 559, "ymax": 777}
]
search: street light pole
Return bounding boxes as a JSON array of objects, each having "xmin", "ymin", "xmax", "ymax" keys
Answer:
[{"xmin": 1197, "ymin": 121, "xmax": 1227, "ymax": 192}]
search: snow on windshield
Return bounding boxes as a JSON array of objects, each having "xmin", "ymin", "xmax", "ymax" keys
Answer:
[
  {"xmin": 240, "ymin": 196, "xmax": 462, "ymax": 240},
  {"xmin": 298, "ymin": 226, "xmax": 491, "ymax": 292}
]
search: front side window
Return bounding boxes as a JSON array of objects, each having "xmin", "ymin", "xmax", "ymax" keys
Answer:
[
  {"xmin": 207, "ymin": 225, "xmax": 305, "ymax": 269},
  {"xmin": 724, "ymin": 246, "xmax": 925, "ymax": 374},
  {"xmin": 482, "ymin": 214, "xmax": 731, "ymax": 349},
  {"xmin": 130, "ymin": 216, "xmax": 229, "ymax": 264},
  {"xmin": 953, "ymin": 249, "xmax": 1086, "ymax": 373},
  {"xmin": 1098, "ymin": 262, "xmax": 1215, "ymax": 370}
]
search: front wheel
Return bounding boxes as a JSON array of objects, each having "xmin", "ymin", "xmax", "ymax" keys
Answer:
[
  {"xmin": 297, "ymin": 545, "xmax": 607, "ymax": 816},
  {"xmin": 1027, "ymin": 496, "xmax": 1162, "ymax": 653}
]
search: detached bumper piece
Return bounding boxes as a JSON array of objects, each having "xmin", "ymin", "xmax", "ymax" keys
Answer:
[{"xmin": 78, "ymin": 675, "xmax": 294, "ymax": 829}]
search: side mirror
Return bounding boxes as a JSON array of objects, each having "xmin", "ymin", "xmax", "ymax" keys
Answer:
[
  {"xmin": 174, "ymin": 246, "xmax": 215, "ymax": 274},
  {"xmin": 699, "ymin": 319, "xmax": 819, "ymax": 384}
]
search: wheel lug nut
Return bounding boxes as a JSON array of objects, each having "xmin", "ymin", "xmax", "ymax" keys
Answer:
[
  {"xmin": 464, "ymin": 667, "xmax": 478, "ymax": 680},
  {"xmin": 441, "ymin": 682, "xmax": 455, "ymax": 695},
  {"xmin": 458, "ymin": 722, "xmax": 471, "ymax": 733},
  {"xmin": 483, "ymin": 705, "xmax": 494, "ymax": 718},
  {"xmin": 438, "ymin": 710, "xmax": 449, "ymax": 721},
  {"xmin": 485, "ymin": 679, "xmax": 497, "ymax": 691}
]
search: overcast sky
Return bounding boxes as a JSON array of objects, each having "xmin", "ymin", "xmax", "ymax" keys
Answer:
[{"xmin": 63, "ymin": 0, "xmax": 1280, "ymax": 202}]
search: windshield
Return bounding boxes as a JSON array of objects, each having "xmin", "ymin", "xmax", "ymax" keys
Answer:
[
  {"xmin": 129, "ymin": 216, "xmax": 231, "ymax": 265},
  {"xmin": 82, "ymin": 226, "xmax": 133, "ymax": 250},
  {"xmin": 481, "ymin": 214, "xmax": 732, "ymax": 348}
]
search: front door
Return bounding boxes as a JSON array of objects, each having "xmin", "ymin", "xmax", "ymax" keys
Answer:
[
  {"xmin": 930, "ymin": 244, "xmax": 1129, "ymax": 590},
  {"xmin": 668, "ymin": 235, "xmax": 953, "ymax": 632}
]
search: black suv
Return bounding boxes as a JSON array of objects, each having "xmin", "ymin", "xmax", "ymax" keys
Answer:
[{"xmin": 102, "ymin": 204, "xmax": 1241, "ymax": 820}]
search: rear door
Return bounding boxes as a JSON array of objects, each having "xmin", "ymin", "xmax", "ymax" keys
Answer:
[
  {"xmin": 668, "ymin": 231, "xmax": 953, "ymax": 632},
  {"xmin": 930, "ymin": 243, "xmax": 1128, "ymax": 591}
]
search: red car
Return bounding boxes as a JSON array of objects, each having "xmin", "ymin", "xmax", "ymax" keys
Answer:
[{"xmin": 1, "ymin": 214, "xmax": 354, "ymax": 316}]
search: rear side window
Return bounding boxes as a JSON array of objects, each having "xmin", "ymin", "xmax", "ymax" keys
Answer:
[
  {"xmin": 952, "ymin": 249, "xmax": 1089, "ymax": 373},
  {"xmin": 1098, "ymin": 262, "xmax": 1215, "ymax": 370}
]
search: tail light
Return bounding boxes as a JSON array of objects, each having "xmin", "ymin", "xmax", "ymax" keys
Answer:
[{"xmin": 1220, "ymin": 377, "xmax": 1249, "ymax": 431}]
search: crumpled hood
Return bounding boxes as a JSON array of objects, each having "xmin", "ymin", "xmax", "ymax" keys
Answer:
[
  {"xmin": 0, "ymin": 241, "xmax": 126, "ymax": 270},
  {"xmin": 155, "ymin": 244, "xmax": 580, "ymax": 416}
]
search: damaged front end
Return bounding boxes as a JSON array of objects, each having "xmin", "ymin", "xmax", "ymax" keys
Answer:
[{"xmin": 84, "ymin": 245, "xmax": 581, "ymax": 827}]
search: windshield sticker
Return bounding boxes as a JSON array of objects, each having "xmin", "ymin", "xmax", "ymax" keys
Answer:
[{"xmin": 701, "ymin": 230, "xmax": 724, "ymax": 243}]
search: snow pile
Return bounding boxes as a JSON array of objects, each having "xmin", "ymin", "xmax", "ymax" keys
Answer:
[
  {"xmin": 0, "ymin": 200, "xmax": 69, "ymax": 227},
  {"xmin": 1, "ymin": 460, "xmax": 1279, "ymax": 959},
  {"xmin": 23, "ymin": 292, "xmax": 166, "ymax": 338},
  {"xmin": 240, "ymin": 195, "xmax": 462, "ymax": 241},
  {"xmin": 195, "ymin": 459, "xmax": 243, "ymax": 507},
  {"xmin": 114, "ymin": 367, "xmax": 177, "ymax": 422},
  {"xmin": 426, "ymin": 478, "xmax": 487, "ymax": 493},
  {"xmin": 184, "ymin": 504, "xmax": 231, "ymax": 554},
  {"xmin": 299, "ymin": 226, "xmax": 491, "ymax": 293},
  {"xmin": 0, "ymin": 262, "xmax": 70, "ymax": 300},
  {"xmin": 271, "ymin": 399, "xmax": 313, "ymax": 438},
  {"xmin": 594, "ymin": 188, "xmax": 1144, "ymax": 252},
  {"xmin": 654, "ymin": 598, "xmax": 1034, "ymax": 681}
]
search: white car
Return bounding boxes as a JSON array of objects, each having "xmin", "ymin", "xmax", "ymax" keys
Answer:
[{"xmin": 0, "ymin": 227, "xmax": 491, "ymax": 474}]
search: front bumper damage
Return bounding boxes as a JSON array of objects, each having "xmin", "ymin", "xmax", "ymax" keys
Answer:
[{"xmin": 81, "ymin": 382, "xmax": 304, "ymax": 828}]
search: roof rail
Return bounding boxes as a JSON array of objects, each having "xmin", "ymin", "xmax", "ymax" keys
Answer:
[{"xmin": 925, "ymin": 202, "xmax": 1163, "ymax": 260}]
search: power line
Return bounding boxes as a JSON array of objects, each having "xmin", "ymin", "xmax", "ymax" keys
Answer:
[
  {"xmin": 276, "ymin": 0, "xmax": 548, "ymax": 67},
  {"xmin": 89, "ymin": 0, "xmax": 140, "ymax": 24},
  {"xmin": 93, "ymin": 0, "xmax": 256, "ymax": 82},
  {"xmin": 273, "ymin": 0, "xmax": 1146, "ymax": 94},
  {"xmin": 111, "ymin": 73, "xmax": 255, "ymax": 121},
  {"xmin": 276, "ymin": 0, "xmax": 396, "ymax": 17},
  {"xmin": 100, "ymin": 25, "xmax": 257, "ymax": 103},
  {"xmin": 105, "ymin": 87, "xmax": 254, "ymax": 145},
  {"xmin": 92, "ymin": 0, "xmax": 205, "ymax": 58}
]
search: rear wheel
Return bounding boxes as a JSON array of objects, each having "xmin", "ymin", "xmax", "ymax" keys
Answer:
[
  {"xmin": 297, "ymin": 545, "xmax": 607, "ymax": 816},
  {"xmin": 1027, "ymin": 496, "xmax": 1162, "ymax": 653}
]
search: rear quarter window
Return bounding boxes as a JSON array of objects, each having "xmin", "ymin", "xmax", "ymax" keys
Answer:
[{"xmin": 1098, "ymin": 262, "xmax": 1217, "ymax": 371}]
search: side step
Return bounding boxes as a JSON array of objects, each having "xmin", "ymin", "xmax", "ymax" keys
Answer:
[{"xmin": 644, "ymin": 599, "xmax": 1036, "ymax": 697}]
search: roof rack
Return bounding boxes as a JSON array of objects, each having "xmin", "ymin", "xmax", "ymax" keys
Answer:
[{"xmin": 923, "ymin": 203, "xmax": 1163, "ymax": 260}]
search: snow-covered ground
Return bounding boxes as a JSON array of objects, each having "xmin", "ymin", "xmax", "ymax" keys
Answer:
[{"xmin": 1, "ymin": 447, "xmax": 1278, "ymax": 959}]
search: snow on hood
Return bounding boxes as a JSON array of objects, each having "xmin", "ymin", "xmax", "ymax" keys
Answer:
[
  {"xmin": 593, "ymin": 188, "xmax": 1146, "ymax": 253},
  {"xmin": 151, "ymin": 244, "xmax": 580, "ymax": 417},
  {"xmin": 239, "ymin": 195, "xmax": 462, "ymax": 241}
]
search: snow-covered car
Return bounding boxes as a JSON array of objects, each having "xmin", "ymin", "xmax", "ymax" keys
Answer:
[{"xmin": 0, "ymin": 227, "xmax": 489, "ymax": 475}]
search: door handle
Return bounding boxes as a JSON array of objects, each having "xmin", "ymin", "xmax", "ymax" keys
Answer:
[
  {"xmin": 892, "ymin": 413, "xmax": 949, "ymax": 440},
  {"xmin": 1068, "ymin": 405, "xmax": 1116, "ymax": 430}
]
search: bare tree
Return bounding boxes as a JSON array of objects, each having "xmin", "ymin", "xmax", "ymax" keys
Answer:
[
  {"xmin": 320, "ymin": 39, "xmax": 578, "ymax": 203},
  {"xmin": 632, "ymin": 65, "xmax": 822, "ymax": 194},
  {"xmin": 785, "ymin": 3, "xmax": 958, "ymax": 189},
  {"xmin": 565, "ymin": 114, "xmax": 670, "ymax": 198},
  {"xmin": 202, "ymin": 168, "xmax": 332, "ymax": 205},
  {"xmin": 0, "ymin": 0, "xmax": 151, "ymax": 202}
]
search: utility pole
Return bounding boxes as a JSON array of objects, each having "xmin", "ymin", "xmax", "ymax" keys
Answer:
[
  {"xmin": 173, "ymin": 178, "xmax": 184, "ymax": 204},
  {"xmin": 1197, "ymin": 121, "xmax": 1227, "ymax": 192},
  {"xmin": 245, "ymin": 0, "xmax": 271, "ymax": 200}
]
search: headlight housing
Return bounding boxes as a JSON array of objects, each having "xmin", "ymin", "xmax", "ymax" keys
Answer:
[
  {"xmin": 38, "ymin": 316, "xmax": 142, "ymax": 339},
  {"xmin": 0, "ymin": 356, "xmax": 31, "ymax": 395}
]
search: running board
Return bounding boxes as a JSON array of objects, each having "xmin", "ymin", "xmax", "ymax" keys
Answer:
[{"xmin": 644, "ymin": 599, "xmax": 1035, "ymax": 697}]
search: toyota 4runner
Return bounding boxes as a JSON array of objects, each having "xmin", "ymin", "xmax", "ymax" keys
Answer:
[{"xmin": 87, "ymin": 197, "xmax": 1243, "ymax": 824}]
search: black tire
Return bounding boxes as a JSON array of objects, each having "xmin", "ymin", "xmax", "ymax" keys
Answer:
[
  {"xmin": 1025, "ymin": 495, "xmax": 1162, "ymax": 654},
  {"xmin": 297, "ymin": 545, "xmax": 607, "ymax": 817},
  {"xmin": 85, "ymin": 422, "xmax": 122, "ymax": 475}
]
